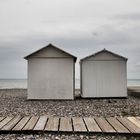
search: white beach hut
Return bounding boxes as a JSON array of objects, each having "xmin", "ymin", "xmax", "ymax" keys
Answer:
[
  {"xmin": 24, "ymin": 44, "xmax": 77, "ymax": 100},
  {"xmin": 80, "ymin": 49, "xmax": 128, "ymax": 98}
]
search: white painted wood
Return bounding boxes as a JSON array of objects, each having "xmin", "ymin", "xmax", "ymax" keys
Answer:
[
  {"xmin": 26, "ymin": 45, "xmax": 76, "ymax": 100},
  {"xmin": 28, "ymin": 58, "xmax": 74, "ymax": 99},
  {"xmin": 81, "ymin": 51, "xmax": 127, "ymax": 98}
]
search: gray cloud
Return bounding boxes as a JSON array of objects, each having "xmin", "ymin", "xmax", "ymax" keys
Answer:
[
  {"xmin": 114, "ymin": 13, "xmax": 140, "ymax": 20},
  {"xmin": 0, "ymin": 0, "xmax": 140, "ymax": 79},
  {"xmin": 0, "ymin": 28, "xmax": 140, "ymax": 79},
  {"xmin": 136, "ymin": 62, "xmax": 140, "ymax": 66}
]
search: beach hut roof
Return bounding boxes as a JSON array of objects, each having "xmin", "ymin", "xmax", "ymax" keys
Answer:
[
  {"xmin": 24, "ymin": 43, "xmax": 77, "ymax": 62},
  {"xmin": 80, "ymin": 48, "xmax": 128, "ymax": 62}
]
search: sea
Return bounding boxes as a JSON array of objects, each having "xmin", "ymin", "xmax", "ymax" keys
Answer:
[{"xmin": 0, "ymin": 79, "xmax": 140, "ymax": 89}]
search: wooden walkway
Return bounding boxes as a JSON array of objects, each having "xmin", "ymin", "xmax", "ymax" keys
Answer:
[{"xmin": 0, "ymin": 116, "xmax": 140, "ymax": 134}]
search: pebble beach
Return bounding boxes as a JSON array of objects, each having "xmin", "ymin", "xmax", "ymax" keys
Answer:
[{"xmin": 0, "ymin": 89, "xmax": 140, "ymax": 140}]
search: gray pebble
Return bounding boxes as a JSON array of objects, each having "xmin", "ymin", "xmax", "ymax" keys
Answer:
[{"xmin": 0, "ymin": 89, "xmax": 140, "ymax": 139}]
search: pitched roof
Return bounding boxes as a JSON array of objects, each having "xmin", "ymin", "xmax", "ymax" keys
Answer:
[
  {"xmin": 80, "ymin": 48, "xmax": 128, "ymax": 62},
  {"xmin": 24, "ymin": 43, "xmax": 77, "ymax": 62}
]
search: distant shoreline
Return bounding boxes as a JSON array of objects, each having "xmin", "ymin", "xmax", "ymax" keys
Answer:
[
  {"xmin": 0, "ymin": 78, "xmax": 140, "ymax": 80},
  {"xmin": 0, "ymin": 86, "xmax": 140, "ymax": 89},
  {"xmin": 0, "ymin": 79, "xmax": 140, "ymax": 89}
]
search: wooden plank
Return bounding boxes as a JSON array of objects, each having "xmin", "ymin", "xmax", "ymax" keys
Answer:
[
  {"xmin": 106, "ymin": 117, "xmax": 129, "ymax": 133},
  {"xmin": 72, "ymin": 117, "xmax": 87, "ymax": 132},
  {"xmin": 59, "ymin": 117, "xmax": 72, "ymax": 132},
  {"xmin": 34, "ymin": 116, "xmax": 48, "ymax": 130},
  {"xmin": 127, "ymin": 117, "xmax": 140, "ymax": 129},
  {"xmin": 1, "ymin": 116, "xmax": 22, "ymax": 130},
  {"xmin": 117, "ymin": 117, "xmax": 140, "ymax": 133},
  {"xmin": 84, "ymin": 117, "xmax": 102, "ymax": 132},
  {"xmin": 44, "ymin": 117, "xmax": 59, "ymax": 131},
  {"xmin": 0, "ymin": 117, "xmax": 5, "ymax": 122},
  {"xmin": 95, "ymin": 117, "xmax": 116, "ymax": 133},
  {"xmin": 0, "ymin": 117, "xmax": 13, "ymax": 129},
  {"xmin": 22, "ymin": 116, "xmax": 39, "ymax": 130},
  {"xmin": 13, "ymin": 117, "xmax": 30, "ymax": 131},
  {"xmin": 0, "ymin": 116, "xmax": 140, "ymax": 134}
]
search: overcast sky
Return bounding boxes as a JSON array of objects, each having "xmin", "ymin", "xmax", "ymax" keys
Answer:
[{"xmin": 0, "ymin": 0, "xmax": 140, "ymax": 79}]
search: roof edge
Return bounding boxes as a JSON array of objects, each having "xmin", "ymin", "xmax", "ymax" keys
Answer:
[
  {"xmin": 80, "ymin": 48, "xmax": 128, "ymax": 62},
  {"xmin": 24, "ymin": 43, "xmax": 77, "ymax": 62}
]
